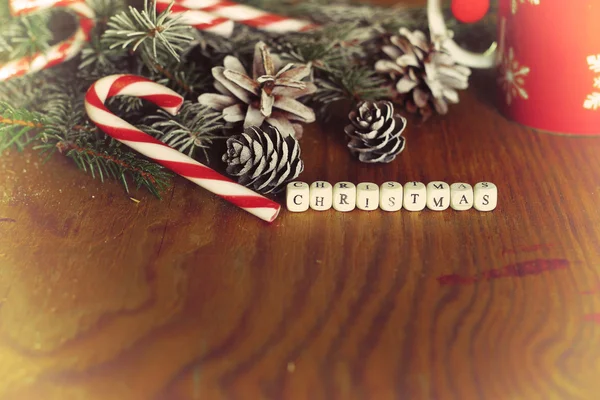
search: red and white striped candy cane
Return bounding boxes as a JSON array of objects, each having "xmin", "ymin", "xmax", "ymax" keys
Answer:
[
  {"xmin": 156, "ymin": 0, "xmax": 316, "ymax": 35},
  {"xmin": 85, "ymin": 75, "xmax": 281, "ymax": 223},
  {"xmin": 157, "ymin": 0, "xmax": 235, "ymax": 37},
  {"xmin": 0, "ymin": 0, "xmax": 95, "ymax": 81}
]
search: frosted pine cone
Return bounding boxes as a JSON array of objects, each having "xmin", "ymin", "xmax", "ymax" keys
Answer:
[
  {"xmin": 199, "ymin": 41, "xmax": 317, "ymax": 138},
  {"xmin": 345, "ymin": 101, "xmax": 407, "ymax": 163},
  {"xmin": 375, "ymin": 28, "xmax": 471, "ymax": 119},
  {"xmin": 223, "ymin": 125, "xmax": 304, "ymax": 194}
]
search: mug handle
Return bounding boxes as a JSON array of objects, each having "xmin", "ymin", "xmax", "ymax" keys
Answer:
[{"xmin": 428, "ymin": 0, "xmax": 498, "ymax": 69}]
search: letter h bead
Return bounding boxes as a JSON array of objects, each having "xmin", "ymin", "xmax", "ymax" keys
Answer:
[{"xmin": 310, "ymin": 181, "xmax": 333, "ymax": 211}]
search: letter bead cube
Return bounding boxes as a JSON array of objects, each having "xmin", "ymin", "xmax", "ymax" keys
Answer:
[
  {"xmin": 474, "ymin": 182, "xmax": 498, "ymax": 211},
  {"xmin": 450, "ymin": 182, "xmax": 474, "ymax": 211},
  {"xmin": 286, "ymin": 181, "xmax": 310, "ymax": 212},
  {"xmin": 333, "ymin": 182, "xmax": 356, "ymax": 212},
  {"xmin": 356, "ymin": 182, "xmax": 379, "ymax": 211},
  {"xmin": 310, "ymin": 181, "xmax": 333, "ymax": 211},
  {"xmin": 380, "ymin": 181, "xmax": 403, "ymax": 212},
  {"xmin": 426, "ymin": 181, "xmax": 450, "ymax": 211},
  {"xmin": 403, "ymin": 182, "xmax": 427, "ymax": 211}
]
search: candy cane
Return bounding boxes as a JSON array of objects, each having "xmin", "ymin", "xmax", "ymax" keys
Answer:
[
  {"xmin": 85, "ymin": 75, "xmax": 281, "ymax": 223},
  {"xmin": 157, "ymin": 0, "xmax": 235, "ymax": 37},
  {"xmin": 156, "ymin": 0, "xmax": 316, "ymax": 35},
  {"xmin": 0, "ymin": 0, "xmax": 95, "ymax": 81}
]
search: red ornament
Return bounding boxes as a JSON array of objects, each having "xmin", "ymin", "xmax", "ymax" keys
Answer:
[{"xmin": 451, "ymin": 0, "xmax": 490, "ymax": 23}]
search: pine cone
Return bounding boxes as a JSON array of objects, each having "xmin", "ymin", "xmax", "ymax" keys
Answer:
[
  {"xmin": 198, "ymin": 41, "xmax": 317, "ymax": 139},
  {"xmin": 375, "ymin": 28, "xmax": 471, "ymax": 120},
  {"xmin": 345, "ymin": 101, "xmax": 407, "ymax": 163},
  {"xmin": 223, "ymin": 125, "xmax": 304, "ymax": 194}
]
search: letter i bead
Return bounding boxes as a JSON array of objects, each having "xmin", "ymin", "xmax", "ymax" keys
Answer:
[
  {"xmin": 356, "ymin": 182, "xmax": 379, "ymax": 211},
  {"xmin": 310, "ymin": 181, "xmax": 333, "ymax": 211},
  {"xmin": 286, "ymin": 181, "xmax": 310, "ymax": 212},
  {"xmin": 333, "ymin": 182, "xmax": 356, "ymax": 212}
]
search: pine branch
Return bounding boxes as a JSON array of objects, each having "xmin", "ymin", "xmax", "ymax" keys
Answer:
[
  {"xmin": 0, "ymin": 102, "xmax": 45, "ymax": 152},
  {"xmin": 309, "ymin": 66, "xmax": 389, "ymax": 119},
  {"xmin": 87, "ymin": 0, "xmax": 127, "ymax": 23},
  {"xmin": 0, "ymin": 12, "xmax": 53, "ymax": 63},
  {"xmin": 0, "ymin": 96, "xmax": 171, "ymax": 197},
  {"xmin": 140, "ymin": 101, "xmax": 224, "ymax": 160},
  {"xmin": 273, "ymin": 22, "xmax": 374, "ymax": 70},
  {"xmin": 53, "ymin": 139, "xmax": 173, "ymax": 198},
  {"xmin": 103, "ymin": 0, "xmax": 195, "ymax": 64}
]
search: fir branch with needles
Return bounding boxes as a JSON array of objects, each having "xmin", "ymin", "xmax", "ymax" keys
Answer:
[
  {"xmin": 140, "ymin": 101, "xmax": 225, "ymax": 160},
  {"xmin": 0, "ymin": 94, "xmax": 173, "ymax": 197},
  {"xmin": 102, "ymin": 0, "xmax": 195, "ymax": 65},
  {"xmin": 51, "ymin": 138, "xmax": 173, "ymax": 198},
  {"xmin": 0, "ymin": 102, "xmax": 45, "ymax": 152},
  {"xmin": 309, "ymin": 66, "xmax": 389, "ymax": 119},
  {"xmin": 0, "ymin": 12, "xmax": 53, "ymax": 63}
]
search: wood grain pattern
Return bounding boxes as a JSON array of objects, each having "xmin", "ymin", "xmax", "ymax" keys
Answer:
[{"xmin": 2, "ymin": 12, "xmax": 600, "ymax": 400}]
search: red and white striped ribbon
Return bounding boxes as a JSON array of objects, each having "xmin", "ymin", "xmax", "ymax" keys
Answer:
[
  {"xmin": 0, "ymin": 0, "xmax": 95, "ymax": 81},
  {"xmin": 84, "ymin": 75, "xmax": 281, "ymax": 223},
  {"xmin": 156, "ymin": 0, "xmax": 316, "ymax": 36}
]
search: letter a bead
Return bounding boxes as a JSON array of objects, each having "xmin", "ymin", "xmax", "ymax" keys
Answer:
[
  {"xmin": 356, "ymin": 182, "xmax": 379, "ymax": 210},
  {"xmin": 474, "ymin": 182, "xmax": 498, "ymax": 211},
  {"xmin": 450, "ymin": 183, "xmax": 474, "ymax": 211},
  {"xmin": 310, "ymin": 181, "xmax": 333, "ymax": 211},
  {"xmin": 333, "ymin": 182, "xmax": 356, "ymax": 212},
  {"xmin": 426, "ymin": 181, "xmax": 450, "ymax": 211},
  {"xmin": 380, "ymin": 181, "xmax": 403, "ymax": 212},
  {"xmin": 403, "ymin": 181, "xmax": 426, "ymax": 211},
  {"xmin": 286, "ymin": 182, "xmax": 310, "ymax": 212}
]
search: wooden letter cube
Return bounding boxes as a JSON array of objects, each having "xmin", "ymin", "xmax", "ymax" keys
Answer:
[
  {"xmin": 450, "ymin": 183, "xmax": 474, "ymax": 211},
  {"xmin": 426, "ymin": 181, "xmax": 450, "ymax": 211},
  {"xmin": 333, "ymin": 182, "xmax": 356, "ymax": 212},
  {"xmin": 310, "ymin": 181, "xmax": 333, "ymax": 211},
  {"xmin": 474, "ymin": 182, "xmax": 498, "ymax": 211},
  {"xmin": 380, "ymin": 181, "xmax": 403, "ymax": 212},
  {"xmin": 286, "ymin": 181, "xmax": 310, "ymax": 212},
  {"xmin": 403, "ymin": 181, "xmax": 426, "ymax": 211},
  {"xmin": 356, "ymin": 182, "xmax": 379, "ymax": 211}
]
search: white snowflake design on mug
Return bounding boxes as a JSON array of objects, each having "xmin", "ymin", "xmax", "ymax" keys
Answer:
[
  {"xmin": 512, "ymin": 0, "xmax": 541, "ymax": 15},
  {"xmin": 584, "ymin": 54, "xmax": 600, "ymax": 111},
  {"xmin": 498, "ymin": 47, "xmax": 530, "ymax": 105}
]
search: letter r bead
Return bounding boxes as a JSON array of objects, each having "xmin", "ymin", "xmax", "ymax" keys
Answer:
[
  {"xmin": 333, "ymin": 182, "xmax": 356, "ymax": 212},
  {"xmin": 286, "ymin": 181, "xmax": 309, "ymax": 212}
]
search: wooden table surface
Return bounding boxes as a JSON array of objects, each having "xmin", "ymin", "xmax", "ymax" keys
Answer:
[{"xmin": 2, "ymin": 27, "xmax": 600, "ymax": 400}]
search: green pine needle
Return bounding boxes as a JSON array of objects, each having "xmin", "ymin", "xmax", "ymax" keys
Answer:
[
  {"xmin": 0, "ymin": 102, "xmax": 45, "ymax": 153},
  {"xmin": 140, "ymin": 101, "xmax": 224, "ymax": 160},
  {"xmin": 53, "ymin": 139, "xmax": 173, "ymax": 198},
  {"xmin": 103, "ymin": 0, "xmax": 194, "ymax": 63}
]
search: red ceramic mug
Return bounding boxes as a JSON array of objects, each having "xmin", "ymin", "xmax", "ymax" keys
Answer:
[{"xmin": 429, "ymin": 0, "xmax": 600, "ymax": 135}]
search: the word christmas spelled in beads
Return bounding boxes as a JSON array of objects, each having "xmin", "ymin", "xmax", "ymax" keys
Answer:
[{"xmin": 286, "ymin": 181, "xmax": 497, "ymax": 213}]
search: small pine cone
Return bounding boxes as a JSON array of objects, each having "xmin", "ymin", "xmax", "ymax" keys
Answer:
[
  {"xmin": 223, "ymin": 125, "xmax": 304, "ymax": 194},
  {"xmin": 344, "ymin": 100, "xmax": 407, "ymax": 163}
]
